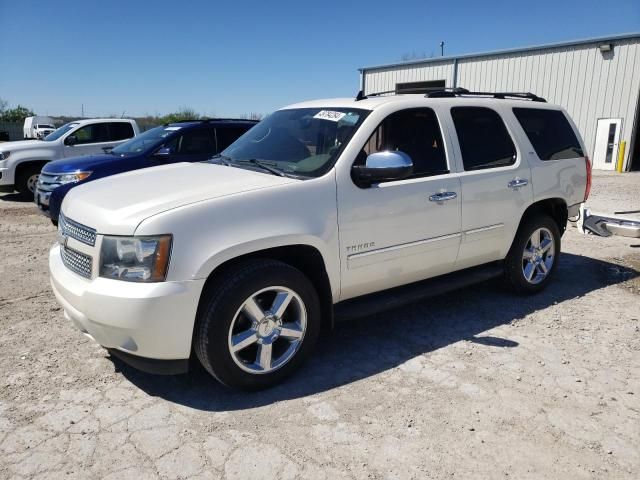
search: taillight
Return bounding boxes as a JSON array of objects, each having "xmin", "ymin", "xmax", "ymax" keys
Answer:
[{"xmin": 584, "ymin": 156, "xmax": 592, "ymax": 201}]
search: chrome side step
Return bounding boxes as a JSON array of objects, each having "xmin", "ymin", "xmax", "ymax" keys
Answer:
[{"xmin": 578, "ymin": 205, "xmax": 640, "ymax": 238}]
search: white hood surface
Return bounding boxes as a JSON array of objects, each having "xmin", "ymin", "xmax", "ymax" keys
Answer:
[
  {"xmin": 62, "ymin": 162, "xmax": 297, "ymax": 235},
  {"xmin": 0, "ymin": 139, "xmax": 45, "ymax": 150}
]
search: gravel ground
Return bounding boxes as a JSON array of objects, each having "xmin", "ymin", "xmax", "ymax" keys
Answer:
[{"xmin": 0, "ymin": 171, "xmax": 639, "ymax": 480}]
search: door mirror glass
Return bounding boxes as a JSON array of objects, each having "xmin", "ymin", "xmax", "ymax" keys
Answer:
[
  {"xmin": 351, "ymin": 151, "xmax": 413, "ymax": 187},
  {"xmin": 65, "ymin": 135, "xmax": 77, "ymax": 146}
]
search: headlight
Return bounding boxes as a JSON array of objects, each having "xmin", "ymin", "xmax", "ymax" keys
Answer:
[
  {"xmin": 0, "ymin": 151, "xmax": 10, "ymax": 160},
  {"xmin": 100, "ymin": 235, "xmax": 172, "ymax": 282},
  {"xmin": 56, "ymin": 171, "xmax": 92, "ymax": 184}
]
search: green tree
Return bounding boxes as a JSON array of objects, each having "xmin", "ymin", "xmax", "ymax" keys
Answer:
[
  {"xmin": 0, "ymin": 104, "xmax": 35, "ymax": 123},
  {"xmin": 158, "ymin": 107, "xmax": 202, "ymax": 124}
]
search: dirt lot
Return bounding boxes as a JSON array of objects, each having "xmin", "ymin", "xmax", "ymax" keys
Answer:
[{"xmin": 0, "ymin": 171, "xmax": 639, "ymax": 480}]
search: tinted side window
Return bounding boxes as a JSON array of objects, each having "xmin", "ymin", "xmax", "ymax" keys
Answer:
[
  {"xmin": 71, "ymin": 123, "xmax": 110, "ymax": 144},
  {"xmin": 451, "ymin": 107, "xmax": 516, "ymax": 170},
  {"xmin": 356, "ymin": 108, "xmax": 448, "ymax": 177},
  {"xmin": 216, "ymin": 126, "xmax": 251, "ymax": 152},
  {"xmin": 513, "ymin": 108, "xmax": 583, "ymax": 160},
  {"xmin": 109, "ymin": 122, "xmax": 135, "ymax": 141},
  {"xmin": 178, "ymin": 128, "xmax": 216, "ymax": 155}
]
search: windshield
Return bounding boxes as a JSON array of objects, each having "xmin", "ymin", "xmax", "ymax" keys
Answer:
[
  {"xmin": 218, "ymin": 107, "xmax": 369, "ymax": 178},
  {"xmin": 111, "ymin": 125, "xmax": 178, "ymax": 155},
  {"xmin": 36, "ymin": 124, "xmax": 55, "ymax": 129},
  {"xmin": 44, "ymin": 123, "xmax": 79, "ymax": 142}
]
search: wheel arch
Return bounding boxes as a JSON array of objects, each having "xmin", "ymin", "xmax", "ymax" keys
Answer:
[
  {"xmin": 518, "ymin": 197, "xmax": 568, "ymax": 236},
  {"xmin": 196, "ymin": 243, "xmax": 335, "ymax": 332},
  {"xmin": 15, "ymin": 159, "xmax": 49, "ymax": 180}
]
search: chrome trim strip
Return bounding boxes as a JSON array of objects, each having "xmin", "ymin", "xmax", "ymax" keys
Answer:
[
  {"xmin": 464, "ymin": 223, "xmax": 504, "ymax": 235},
  {"xmin": 348, "ymin": 233, "xmax": 462, "ymax": 260}
]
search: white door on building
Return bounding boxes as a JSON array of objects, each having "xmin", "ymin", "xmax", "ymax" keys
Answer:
[{"xmin": 592, "ymin": 118, "xmax": 622, "ymax": 170}]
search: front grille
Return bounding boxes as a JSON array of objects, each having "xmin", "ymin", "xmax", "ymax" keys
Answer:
[
  {"xmin": 59, "ymin": 214, "xmax": 96, "ymax": 246},
  {"xmin": 37, "ymin": 173, "xmax": 61, "ymax": 192},
  {"xmin": 60, "ymin": 246, "xmax": 93, "ymax": 279}
]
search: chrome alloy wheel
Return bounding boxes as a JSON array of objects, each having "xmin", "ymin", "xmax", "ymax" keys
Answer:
[
  {"xmin": 228, "ymin": 286, "xmax": 307, "ymax": 374},
  {"xmin": 27, "ymin": 173, "xmax": 39, "ymax": 193},
  {"xmin": 522, "ymin": 227, "xmax": 555, "ymax": 284}
]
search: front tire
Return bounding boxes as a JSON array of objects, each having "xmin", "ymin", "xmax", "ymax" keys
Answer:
[
  {"xmin": 504, "ymin": 214, "xmax": 561, "ymax": 294},
  {"xmin": 194, "ymin": 259, "xmax": 321, "ymax": 390},
  {"xmin": 16, "ymin": 165, "xmax": 41, "ymax": 199}
]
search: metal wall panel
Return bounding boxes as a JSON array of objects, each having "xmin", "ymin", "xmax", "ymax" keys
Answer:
[{"xmin": 363, "ymin": 38, "xmax": 640, "ymax": 169}]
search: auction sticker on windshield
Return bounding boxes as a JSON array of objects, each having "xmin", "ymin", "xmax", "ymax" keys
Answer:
[
  {"xmin": 313, "ymin": 110, "xmax": 347, "ymax": 122},
  {"xmin": 165, "ymin": 127, "xmax": 182, "ymax": 131}
]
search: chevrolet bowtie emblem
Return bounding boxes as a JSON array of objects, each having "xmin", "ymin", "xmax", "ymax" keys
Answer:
[{"xmin": 58, "ymin": 231, "xmax": 69, "ymax": 248}]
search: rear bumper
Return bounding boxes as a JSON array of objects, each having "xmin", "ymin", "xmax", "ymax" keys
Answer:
[{"xmin": 577, "ymin": 205, "xmax": 640, "ymax": 238}]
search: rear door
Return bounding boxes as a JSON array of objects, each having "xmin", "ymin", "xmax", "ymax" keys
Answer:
[{"xmin": 450, "ymin": 105, "xmax": 533, "ymax": 270}]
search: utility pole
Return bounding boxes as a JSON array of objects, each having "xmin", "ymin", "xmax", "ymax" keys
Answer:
[
  {"xmin": 440, "ymin": 41, "xmax": 445, "ymax": 57},
  {"xmin": 81, "ymin": 104, "xmax": 84, "ymax": 118}
]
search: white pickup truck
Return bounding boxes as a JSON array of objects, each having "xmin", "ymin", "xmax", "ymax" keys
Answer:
[
  {"xmin": 0, "ymin": 118, "xmax": 139, "ymax": 198},
  {"xmin": 50, "ymin": 90, "xmax": 591, "ymax": 390}
]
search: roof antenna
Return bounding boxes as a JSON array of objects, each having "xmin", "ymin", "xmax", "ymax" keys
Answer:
[{"xmin": 440, "ymin": 41, "xmax": 445, "ymax": 57}]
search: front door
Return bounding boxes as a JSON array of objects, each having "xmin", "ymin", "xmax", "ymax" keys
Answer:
[
  {"xmin": 63, "ymin": 122, "xmax": 114, "ymax": 157},
  {"xmin": 592, "ymin": 118, "xmax": 622, "ymax": 171},
  {"xmin": 337, "ymin": 107, "xmax": 462, "ymax": 301}
]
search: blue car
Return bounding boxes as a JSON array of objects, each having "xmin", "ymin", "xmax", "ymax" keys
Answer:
[{"xmin": 35, "ymin": 119, "xmax": 257, "ymax": 223}]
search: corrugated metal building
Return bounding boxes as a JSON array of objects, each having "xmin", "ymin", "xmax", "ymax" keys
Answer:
[{"xmin": 359, "ymin": 33, "xmax": 640, "ymax": 171}]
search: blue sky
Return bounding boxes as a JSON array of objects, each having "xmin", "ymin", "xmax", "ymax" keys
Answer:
[{"xmin": 1, "ymin": 0, "xmax": 638, "ymax": 118}]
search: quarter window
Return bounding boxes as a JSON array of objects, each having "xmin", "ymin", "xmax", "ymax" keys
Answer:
[
  {"xmin": 451, "ymin": 107, "xmax": 516, "ymax": 170},
  {"xmin": 512, "ymin": 108, "xmax": 584, "ymax": 160},
  {"xmin": 356, "ymin": 108, "xmax": 448, "ymax": 178}
]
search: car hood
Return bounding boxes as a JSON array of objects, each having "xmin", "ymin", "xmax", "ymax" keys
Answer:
[
  {"xmin": 0, "ymin": 139, "xmax": 46, "ymax": 151},
  {"xmin": 61, "ymin": 162, "xmax": 298, "ymax": 235},
  {"xmin": 43, "ymin": 153, "xmax": 138, "ymax": 174}
]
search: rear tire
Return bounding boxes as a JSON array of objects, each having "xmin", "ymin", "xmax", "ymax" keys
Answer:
[
  {"xmin": 194, "ymin": 259, "xmax": 321, "ymax": 390},
  {"xmin": 16, "ymin": 164, "xmax": 41, "ymax": 199},
  {"xmin": 504, "ymin": 214, "xmax": 561, "ymax": 294}
]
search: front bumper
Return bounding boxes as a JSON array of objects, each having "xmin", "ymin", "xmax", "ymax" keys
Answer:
[
  {"xmin": 0, "ymin": 167, "xmax": 14, "ymax": 190},
  {"xmin": 49, "ymin": 244, "xmax": 205, "ymax": 370}
]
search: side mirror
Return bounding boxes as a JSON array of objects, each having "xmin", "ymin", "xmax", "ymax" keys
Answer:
[
  {"xmin": 351, "ymin": 151, "xmax": 413, "ymax": 187},
  {"xmin": 154, "ymin": 147, "xmax": 172, "ymax": 156},
  {"xmin": 65, "ymin": 135, "xmax": 77, "ymax": 146}
]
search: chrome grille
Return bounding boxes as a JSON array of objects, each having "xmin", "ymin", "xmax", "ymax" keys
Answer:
[
  {"xmin": 60, "ymin": 246, "xmax": 93, "ymax": 279},
  {"xmin": 37, "ymin": 173, "xmax": 61, "ymax": 193},
  {"xmin": 59, "ymin": 214, "xmax": 96, "ymax": 246}
]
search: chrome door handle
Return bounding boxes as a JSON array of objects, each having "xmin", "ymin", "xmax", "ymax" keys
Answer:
[
  {"xmin": 508, "ymin": 178, "xmax": 528, "ymax": 189},
  {"xmin": 429, "ymin": 191, "xmax": 457, "ymax": 202}
]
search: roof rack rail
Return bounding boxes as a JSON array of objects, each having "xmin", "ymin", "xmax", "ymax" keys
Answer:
[
  {"xmin": 426, "ymin": 89, "xmax": 546, "ymax": 102},
  {"xmin": 355, "ymin": 87, "xmax": 449, "ymax": 101},
  {"xmin": 163, "ymin": 118, "xmax": 260, "ymax": 126},
  {"xmin": 355, "ymin": 88, "xmax": 546, "ymax": 102}
]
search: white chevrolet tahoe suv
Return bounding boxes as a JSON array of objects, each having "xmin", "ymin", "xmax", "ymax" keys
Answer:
[
  {"xmin": 0, "ymin": 118, "xmax": 139, "ymax": 198},
  {"xmin": 49, "ymin": 90, "xmax": 590, "ymax": 390}
]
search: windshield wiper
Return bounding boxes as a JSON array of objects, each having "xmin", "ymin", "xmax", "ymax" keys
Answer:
[
  {"xmin": 237, "ymin": 159, "xmax": 287, "ymax": 177},
  {"xmin": 208, "ymin": 154, "xmax": 233, "ymax": 166}
]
